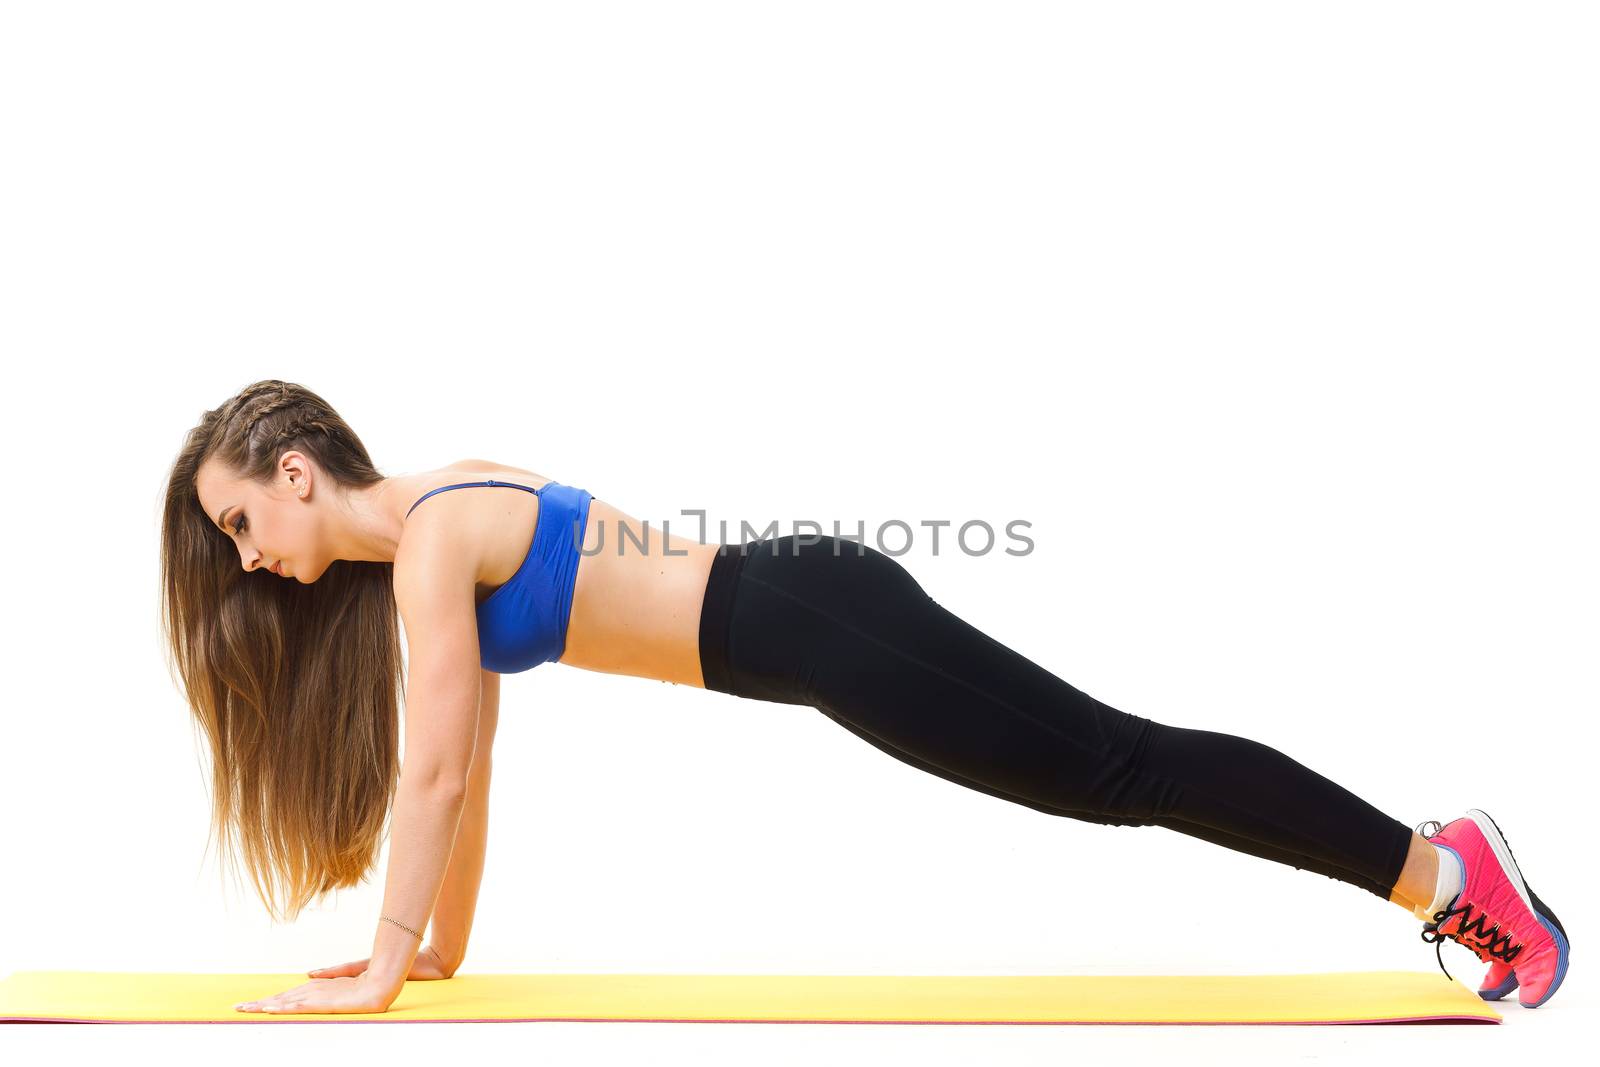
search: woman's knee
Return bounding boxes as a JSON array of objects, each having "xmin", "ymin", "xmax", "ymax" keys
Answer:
[{"xmin": 1067, "ymin": 713, "xmax": 1186, "ymax": 820}]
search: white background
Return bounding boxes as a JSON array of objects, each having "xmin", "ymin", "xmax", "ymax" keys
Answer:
[{"xmin": 1, "ymin": 0, "xmax": 1594, "ymax": 1062}]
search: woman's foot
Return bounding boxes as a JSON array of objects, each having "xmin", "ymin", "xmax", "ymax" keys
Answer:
[
  {"xmin": 1478, "ymin": 959, "xmax": 1519, "ymax": 1001},
  {"xmin": 1415, "ymin": 810, "xmax": 1569, "ymax": 1007}
]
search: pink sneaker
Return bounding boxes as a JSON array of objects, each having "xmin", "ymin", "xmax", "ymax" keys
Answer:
[
  {"xmin": 1415, "ymin": 811, "xmax": 1570, "ymax": 1008},
  {"xmin": 1478, "ymin": 959, "xmax": 1518, "ymax": 1002}
]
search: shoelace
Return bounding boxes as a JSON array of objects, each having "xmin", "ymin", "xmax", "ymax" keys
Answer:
[{"xmin": 1413, "ymin": 820, "xmax": 1527, "ymax": 982}]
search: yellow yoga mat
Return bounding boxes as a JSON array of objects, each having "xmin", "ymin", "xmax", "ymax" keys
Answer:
[{"xmin": 0, "ymin": 970, "xmax": 1499, "ymax": 1025}]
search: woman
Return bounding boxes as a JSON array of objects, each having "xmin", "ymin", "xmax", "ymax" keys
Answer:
[{"xmin": 162, "ymin": 380, "xmax": 1569, "ymax": 1015}]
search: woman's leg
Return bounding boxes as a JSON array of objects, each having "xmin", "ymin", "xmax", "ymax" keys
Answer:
[
  {"xmin": 816, "ymin": 703, "xmax": 1416, "ymax": 902},
  {"xmin": 713, "ymin": 535, "xmax": 1417, "ymax": 906}
]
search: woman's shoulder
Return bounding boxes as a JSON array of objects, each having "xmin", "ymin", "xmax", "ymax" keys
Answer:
[
  {"xmin": 392, "ymin": 459, "xmax": 551, "ymax": 597},
  {"xmin": 406, "ymin": 459, "xmax": 555, "ymax": 510},
  {"xmin": 400, "ymin": 459, "xmax": 552, "ymax": 527},
  {"xmin": 444, "ymin": 457, "xmax": 548, "ymax": 481}
]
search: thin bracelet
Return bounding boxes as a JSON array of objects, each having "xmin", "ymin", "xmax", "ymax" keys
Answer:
[{"xmin": 381, "ymin": 915, "xmax": 425, "ymax": 941}]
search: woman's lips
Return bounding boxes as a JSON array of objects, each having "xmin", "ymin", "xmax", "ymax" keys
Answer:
[{"xmin": 272, "ymin": 561, "xmax": 284, "ymax": 576}]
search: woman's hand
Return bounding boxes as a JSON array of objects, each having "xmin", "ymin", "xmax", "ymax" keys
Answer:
[
  {"xmin": 232, "ymin": 972, "xmax": 396, "ymax": 1015},
  {"xmin": 306, "ymin": 943, "xmax": 453, "ymax": 982}
]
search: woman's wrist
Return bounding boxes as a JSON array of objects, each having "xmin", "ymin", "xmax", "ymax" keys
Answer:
[
  {"xmin": 354, "ymin": 967, "xmax": 406, "ymax": 1007},
  {"xmin": 426, "ymin": 941, "xmax": 460, "ymax": 976},
  {"xmin": 367, "ymin": 919, "xmax": 426, "ymax": 991},
  {"xmin": 362, "ymin": 962, "xmax": 411, "ymax": 1000}
]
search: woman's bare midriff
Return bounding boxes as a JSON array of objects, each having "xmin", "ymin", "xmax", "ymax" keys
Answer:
[
  {"xmin": 406, "ymin": 462, "xmax": 719, "ymax": 688},
  {"xmin": 559, "ymin": 495, "xmax": 719, "ymax": 687}
]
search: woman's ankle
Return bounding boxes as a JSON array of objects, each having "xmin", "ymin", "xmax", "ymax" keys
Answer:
[{"xmin": 1391, "ymin": 832, "xmax": 1441, "ymax": 912}]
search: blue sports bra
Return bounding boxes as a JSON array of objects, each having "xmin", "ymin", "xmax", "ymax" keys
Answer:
[{"xmin": 405, "ymin": 478, "xmax": 593, "ymax": 674}]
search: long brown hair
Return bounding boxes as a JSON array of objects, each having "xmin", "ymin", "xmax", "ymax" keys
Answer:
[{"xmin": 159, "ymin": 379, "xmax": 404, "ymax": 922}]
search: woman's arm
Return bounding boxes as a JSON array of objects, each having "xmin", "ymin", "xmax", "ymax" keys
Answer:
[
  {"xmin": 428, "ymin": 668, "xmax": 500, "ymax": 975},
  {"xmin": 363, "ymin": 527, "xmax": 488, "ymax": 999}
]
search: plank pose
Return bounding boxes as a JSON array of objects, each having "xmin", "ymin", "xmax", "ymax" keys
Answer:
[{"xmin": 162, "ymin": 380, "xmax": 1570, "ymax": 1015}]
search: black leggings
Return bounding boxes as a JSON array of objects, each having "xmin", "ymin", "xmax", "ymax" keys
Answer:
[{"xmin": 698, "ymin": 534, "xmax": 1415, "ymax": 903}]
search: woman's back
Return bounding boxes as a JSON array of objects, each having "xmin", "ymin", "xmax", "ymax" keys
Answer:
[{"xmin": 402, "ymin": 460, "xmax": 717, "ymax": 686}]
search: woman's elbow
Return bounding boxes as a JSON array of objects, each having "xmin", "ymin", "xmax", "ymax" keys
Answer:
[{"xmin": 404, "ymin": 763, "xmax": 473, "ymax": 798}]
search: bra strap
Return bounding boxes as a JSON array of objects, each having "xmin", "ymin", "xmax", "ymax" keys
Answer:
[{"xmin": 405, "ymin": 478, "xmax": 545, "ymax": 519}]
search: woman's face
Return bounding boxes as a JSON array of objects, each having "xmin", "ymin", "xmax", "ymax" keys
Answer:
[{"xmin": 194, "ymin": 454, "xmax": 319, "ymax": 581}]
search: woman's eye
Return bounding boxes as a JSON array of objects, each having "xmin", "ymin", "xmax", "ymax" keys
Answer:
[{"xmin": 233, "ymin": 515, "xmax": 248, "ymax": 535}]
